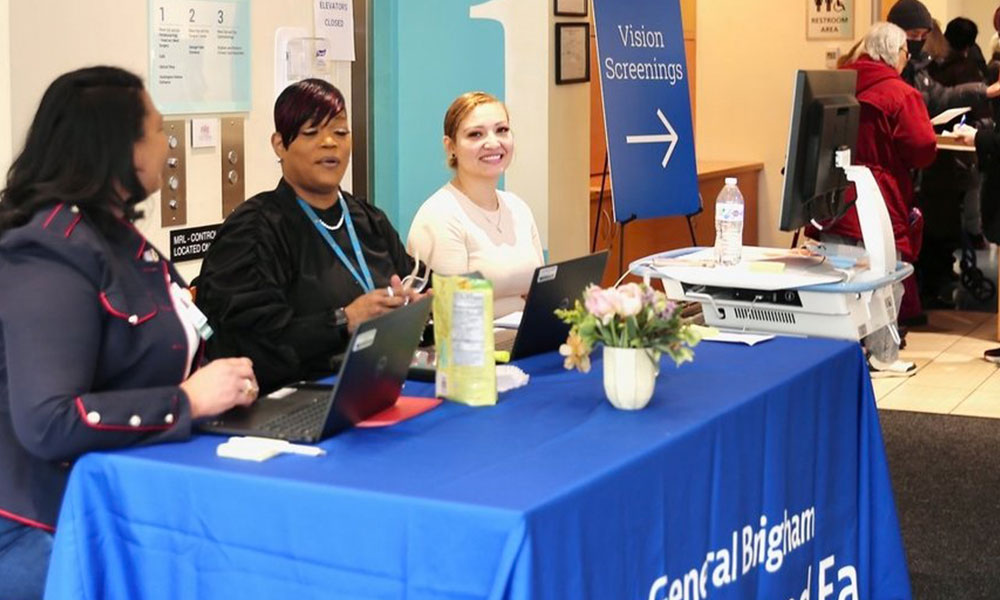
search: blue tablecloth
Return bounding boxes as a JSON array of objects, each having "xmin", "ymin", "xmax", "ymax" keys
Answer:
[{"xmin": 45, "ymin": 337, "xmax": 910, "ymax": 600}]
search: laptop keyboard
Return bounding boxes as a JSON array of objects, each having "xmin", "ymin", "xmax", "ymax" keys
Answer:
[{"xmin": 260, "ymin": 398, "xmax": 326, "ymax": 435}]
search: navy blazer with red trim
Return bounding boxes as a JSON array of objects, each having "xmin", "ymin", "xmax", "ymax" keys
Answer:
[{"xmin": 0, "ymin": 204, "xmax": 198, "ymax": 529}]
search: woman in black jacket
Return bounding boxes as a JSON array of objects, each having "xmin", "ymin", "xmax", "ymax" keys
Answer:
[{"xmin": 194, "ymin": 79, "xmax": 428, "ymax": 393}]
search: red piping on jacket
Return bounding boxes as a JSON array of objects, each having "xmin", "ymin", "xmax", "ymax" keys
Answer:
[
  {"xmin": 41, "ymin": 204, "xmax": 63, "ymax": 229},
  {"xmin": 74, "ymin": 397, "xmax": 174, "ymax": 432},
  {"xmin": 135, "ymin": 237, "xmax": 147, "ymax": 260},
  {"xmin": 0, "ymin": 507, "xmax": 55, "ymax": 532},
  {"xmin": 63, "ymin": 214, "xmax": 82, "ymax": 238},
  {"xmin": 98, "ymin": 292, "xmax": 157, "ymax": 324}
]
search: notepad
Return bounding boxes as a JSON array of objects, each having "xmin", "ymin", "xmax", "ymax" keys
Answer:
[{"xmin": 930, "ymin": 107, "xmax": 970, "ymax": 126}]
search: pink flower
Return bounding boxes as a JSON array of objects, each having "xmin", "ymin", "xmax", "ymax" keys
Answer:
[
  {"xmin": 616, "ymin": 283, "xmax": 643, "ymax": 318},
  {"xmin": 584, "ymin": 285, "xmax": 616, "ymax": 323}
]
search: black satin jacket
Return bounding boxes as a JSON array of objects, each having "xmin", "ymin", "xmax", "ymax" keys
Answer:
[{"xmin": 194, "ymin": 179, "xmax": 417, "ymax": 392}]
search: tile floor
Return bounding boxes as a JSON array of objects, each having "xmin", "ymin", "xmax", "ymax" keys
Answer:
[{"xmin": 875, "ymin": 310, "xmax": 1000, "ymax": 417}]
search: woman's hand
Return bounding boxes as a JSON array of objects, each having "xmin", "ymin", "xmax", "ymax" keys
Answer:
[
  {"xmin": 181, "ymin": 358, "xmax": 258, "ymax": 419},
  {"xmin": 344, "ymin": 275, "xmax": 431, "ymax": 332},
  {"xmin": 954, "ymin": 124, "xmax": 978, "ymax": 146}
]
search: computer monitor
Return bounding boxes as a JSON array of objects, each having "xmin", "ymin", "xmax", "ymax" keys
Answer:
[{"xmin": 779, "ymin": 70, "xmax": 860, "ymax": 232}]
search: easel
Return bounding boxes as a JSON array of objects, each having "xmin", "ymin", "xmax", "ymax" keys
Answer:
[{"xmin": 590, "ymin": 152, "xmax": 702, "ymax": 278}]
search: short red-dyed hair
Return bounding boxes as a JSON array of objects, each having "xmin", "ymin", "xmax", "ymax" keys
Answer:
[{"xmin": 273, "ymin": 78, "xmax": 346, "ymax": 148}]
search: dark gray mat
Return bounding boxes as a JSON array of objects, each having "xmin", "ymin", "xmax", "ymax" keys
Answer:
[{"xmin": 879, "ymin": 409, "xmax": 1000, "ymax": 599}]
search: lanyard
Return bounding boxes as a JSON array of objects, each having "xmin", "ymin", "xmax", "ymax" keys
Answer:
[{"xmin": 297, "ymin": 194, "xmax": 375, "ymax": 293}]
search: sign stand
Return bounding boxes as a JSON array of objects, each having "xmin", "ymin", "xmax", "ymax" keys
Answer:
[{"xmin": 591, "ymin": 0, "xmax": 700, "ymax": 278}]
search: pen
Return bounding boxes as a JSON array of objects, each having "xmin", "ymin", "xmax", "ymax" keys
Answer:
[{"xmin": 959, "ymin": 114, "xmax": 967, "ymax": 128}]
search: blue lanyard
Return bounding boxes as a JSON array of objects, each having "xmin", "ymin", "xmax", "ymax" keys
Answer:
[{"xmin": 297, "ymin": 194, "xmax": 375, "ymax": 293}]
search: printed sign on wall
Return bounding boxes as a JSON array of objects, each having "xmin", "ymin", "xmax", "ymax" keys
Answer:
[
  {"xmin": 148, "ymin": 0, "xmax": 252, "ymax": 114},
  {"xmin": 807, "ymin": 0, "xmax": 854, "ymax": 40},
  {"xmin": 592, "ymin": 0, "xmax": 698, "ymax": 222}
]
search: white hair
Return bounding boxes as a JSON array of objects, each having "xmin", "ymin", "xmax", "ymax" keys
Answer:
[{"xmin": 863, "ymin": 22, "xmax": 907, "ymax": 66}]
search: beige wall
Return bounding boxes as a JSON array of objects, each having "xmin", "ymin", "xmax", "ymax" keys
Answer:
[
  {"xmin": 0, "ymin": 0, "xmax": 9, "ymax": 173},
  {"xmin": 696, "ymin": 0, "xmax": 874, "ymax": 248},
  {"xmin": 6, "ymin": 0, "xmax": 324, "ymax": 281},
  {"xmin": 1, "ymin": 1, "xmax": 589, "ymax": 272}
]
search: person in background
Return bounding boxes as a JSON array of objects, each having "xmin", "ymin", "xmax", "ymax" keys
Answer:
[
  {"xmin": 918, "ymin": 16, "xmax": 993, "ymax": 309},
  {"xmin": 0, "ymin": 66, "xmax": 258, "ymax": 599},
  {"xmin": 888, "ymin": 0, "xmax": 1000, "ymax": 115},
  {"xmin": 407, "ymin": 91, "xmax": 543, "ymax": 317},
  {"xmin": 810, "ymin": 22, "xmax": 937, "ymax": 376},
  {"xmin": 194, "ymin": 79, "xmax": 427, "ymax": 393}
]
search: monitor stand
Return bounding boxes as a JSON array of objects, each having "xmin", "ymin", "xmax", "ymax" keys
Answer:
[{"xmin": 630, "ymin": 149, "xmax": 912, "ymax": 342}]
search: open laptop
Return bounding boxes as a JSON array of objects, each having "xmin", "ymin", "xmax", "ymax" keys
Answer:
[
  {"xmin": 408, "ymin": 251, "xmax": 608, "ymax": 379},
  {"xmin": 200, "ymin": 296, "xmax": 433, "ymax": 443}
]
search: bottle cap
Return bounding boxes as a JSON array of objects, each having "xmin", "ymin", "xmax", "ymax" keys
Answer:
[{"xmin": 725, "ymin": 177, "xmax": 737, "ymax": 185}]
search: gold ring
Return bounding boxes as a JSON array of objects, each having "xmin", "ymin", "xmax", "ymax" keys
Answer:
[{"xmin": 243, "ymin": 379, "xmax": 257, "ymax": 397}]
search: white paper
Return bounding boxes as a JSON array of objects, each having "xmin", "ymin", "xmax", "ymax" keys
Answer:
[
  {"xmin": 652, "ymin": 247, "xmax": 845, "ymax": 291},
  {"xmin": 930, "ymin": 107, "xmax": 970, "ymax": 126},
  {"xmin": 493, "ymin": 311, "xmax": 523, "ymax": 330},
  {"xmin": 314, "ymin": 0, "xmax": 356, "ymax": 61},
  {"xmin": 702, "ymin": 331, "xmax": 775, "ymax": 346}
]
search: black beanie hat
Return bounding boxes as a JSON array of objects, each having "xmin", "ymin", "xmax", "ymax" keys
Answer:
[
  {"xmin": 945, "ymin": 17, "xmax": 978, "ymax": 51},
  {"xmin": 887, "ymin": 0, "xmax": 933, "ymax": 31}
]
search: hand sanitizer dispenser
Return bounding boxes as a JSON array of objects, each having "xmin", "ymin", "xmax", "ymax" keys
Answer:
[{"xmin": 274, "ymin": 27, "xmax": 332, "ymax": 98}]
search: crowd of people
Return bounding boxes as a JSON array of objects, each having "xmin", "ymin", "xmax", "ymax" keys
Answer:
[{"xmin": 812, "ymin": 0, "xmax": 1000, "ymax": 372}]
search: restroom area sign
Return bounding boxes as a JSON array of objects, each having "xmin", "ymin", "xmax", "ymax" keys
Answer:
[{"xmin": 807, "ymin": 0, "xmax": 854, "ymax": 40}]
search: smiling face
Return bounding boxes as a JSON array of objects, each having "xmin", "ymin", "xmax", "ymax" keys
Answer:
[
  {"xmin": 272, "ymin": 110, "xmax": 351, "ymax": 201},
  {"xmin": 444, "ymin": 102, "xmax": 512, "ymax": 183}
]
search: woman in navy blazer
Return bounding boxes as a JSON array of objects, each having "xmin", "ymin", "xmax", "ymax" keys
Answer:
[{"xmin": 0, "ymin": 66, "xmax": 259, "ymax": 599}]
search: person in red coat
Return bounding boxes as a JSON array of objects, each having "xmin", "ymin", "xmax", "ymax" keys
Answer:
[{"xmin": 811, "ymin": 21, "xmax": 938, "ymax": 375}]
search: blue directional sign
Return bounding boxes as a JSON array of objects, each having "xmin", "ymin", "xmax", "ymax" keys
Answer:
[{"xmin": 593, "ymin": 0, "xmax": 699, "ymax": 222}]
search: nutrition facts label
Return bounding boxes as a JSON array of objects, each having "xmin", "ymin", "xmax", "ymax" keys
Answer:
[{"xmin": 148, "ymin": 0, "xmax": 251, "ymax": 114}]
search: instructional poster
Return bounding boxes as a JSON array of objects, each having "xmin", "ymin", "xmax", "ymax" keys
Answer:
[{"xmin": 148, "ymin": 0, "xmax": 252, "ymax": 114}]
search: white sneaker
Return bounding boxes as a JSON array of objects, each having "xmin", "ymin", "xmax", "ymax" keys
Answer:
[{"xmin": 868, "ymin": 356, "xmax": 916, "ymax": 378}]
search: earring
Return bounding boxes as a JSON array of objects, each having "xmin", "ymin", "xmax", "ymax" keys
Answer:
[{"xmin": 277, "ymin": 157, "xmax": 283, "ymax": 164}]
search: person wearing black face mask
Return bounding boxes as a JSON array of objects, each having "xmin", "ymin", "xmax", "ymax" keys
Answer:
[{"xmin": 888, "ymin": 0, "xmax": 1000, "ymax": 115}]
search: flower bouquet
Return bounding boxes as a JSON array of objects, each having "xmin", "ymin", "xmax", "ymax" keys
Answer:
[{"xmin": 555, "ymin": 282, "xmax": 702, "ymax": 409}]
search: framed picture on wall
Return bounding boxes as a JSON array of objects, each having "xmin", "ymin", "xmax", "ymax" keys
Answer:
[
  {"xmin": 556, "ymin": 23, "xmax": 590, "ymax": 84},
  {"xmin": 554, "ymin": 0, "xmax": 588, "ymax": 17}
]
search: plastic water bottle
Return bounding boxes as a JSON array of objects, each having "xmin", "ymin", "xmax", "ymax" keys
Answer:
[{"xmin": 714, "ymin": 177, "xmax": 744, "ymax": 266}]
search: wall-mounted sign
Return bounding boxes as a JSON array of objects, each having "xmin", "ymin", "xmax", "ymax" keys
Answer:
[
  {"xmin": 314, "ymin": 0, "xmax": 355, "ymax": 61},
  {"xmin": 148, "ymin": 0, "xmax": 252, "ymax": 114},
  {"xmin": 807, "ymin": 0, "xmax": 854, "ymax": 40},
  {"xmin": 170, "ymin": 224, "xmax": 220, "ymax": 262}
]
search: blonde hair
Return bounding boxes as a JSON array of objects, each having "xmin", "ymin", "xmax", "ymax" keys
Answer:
[{"xmin": 443, "ymin": 91, "xmax": 508, "ymax": 168}]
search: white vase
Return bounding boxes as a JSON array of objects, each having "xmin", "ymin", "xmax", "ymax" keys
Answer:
[{"xmin": 602, "ymin": 346, "xmax": 659, "ymax": 410}]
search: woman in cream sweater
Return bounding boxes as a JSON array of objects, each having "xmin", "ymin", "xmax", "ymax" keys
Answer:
[{"xmin": 407, "ymin": 92, "xmax": 543, "ymax": 317}]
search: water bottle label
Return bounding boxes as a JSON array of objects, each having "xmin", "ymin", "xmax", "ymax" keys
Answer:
[{"xmin": 716, "ymin": 204, "xmax": 743, "ymax": 221}]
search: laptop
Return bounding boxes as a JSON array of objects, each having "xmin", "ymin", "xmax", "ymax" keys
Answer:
[
  {"xmin": 200, "ymin": 296, "xmax": 433, "ymax": 443},
  {"xmin": 408, "ymin": 251, "xmax": 608, "ymax": 379}
]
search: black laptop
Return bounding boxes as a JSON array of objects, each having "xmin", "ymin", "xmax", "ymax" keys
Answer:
[
  {"xmin": 200, "ymin": 296, "xmax": 433, "ymax": 443},
  {"xmin": 501, "ymin": 250, "xmax": 608, "ymax": 359},
  {"xmin": 408, "ymin": 251, "xmax": 608, "ymax": 379}
]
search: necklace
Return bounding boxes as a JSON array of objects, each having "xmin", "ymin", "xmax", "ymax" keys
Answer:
[
  {"xmin": 316, "ymin": 208, "xmax": 345, "ymax": 231},
  {"xmin": 452, "ymin": 180, "xmax": 502, "ymax": 233}
]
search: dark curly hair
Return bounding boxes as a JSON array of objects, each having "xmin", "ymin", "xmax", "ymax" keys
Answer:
[{"xmin": 0, "ymin": 66, "xmax": 149, "ymax": 237}]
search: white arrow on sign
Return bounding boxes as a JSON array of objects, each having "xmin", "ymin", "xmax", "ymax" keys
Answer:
[{"xmin": 625, "ymin": 109, "xmax": 678, "ymax": 168}]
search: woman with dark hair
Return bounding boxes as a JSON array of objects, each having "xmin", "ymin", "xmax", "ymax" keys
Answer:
[
  {"xmin": 194, "ymin": 79, "xmax": 426, "ymax": 393},
  {"xmin": 0, "ymin": 66, "xmax": 258, "ymax": 598}
]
